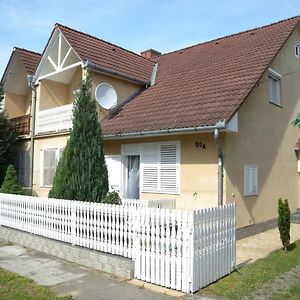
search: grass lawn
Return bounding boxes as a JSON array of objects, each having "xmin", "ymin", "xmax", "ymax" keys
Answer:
[
  {"xmin": 197, "ymin": 240, "xmax": 300, "ymax": 299},
  {"xmin": 0, "ymin": 267, "xmax": 71, "ymax": 300},
  {"xmin": 274, "ymin": 281, "xmax": 300, "ymax": 299}
]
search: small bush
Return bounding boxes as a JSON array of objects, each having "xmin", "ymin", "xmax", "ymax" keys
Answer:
[
  {"xmin": 0, "ymin": 165, "xmax": 23, "ymax": 195},
  {"xmin": 278, "ymin": 198, "xmax": 291, "ymax": 251},
  {"xmin": 103, "ymin": 191, "xmax": 121, "ymax": 205}
]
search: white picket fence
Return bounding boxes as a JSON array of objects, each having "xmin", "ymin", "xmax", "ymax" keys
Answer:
[
  {"xmin": 122, "ymin": 198, "xmax": 176, "ymax": 209},
  {"xmin": 0, "ymin": 193, "xmax": 236, "ymax": 293},
  {"xmin": 134, "ymin": 205, "xmax": 236, "ymax": 292}
]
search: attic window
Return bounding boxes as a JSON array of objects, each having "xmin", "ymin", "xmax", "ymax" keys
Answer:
[
  {"xmin": 268, "ymin": 68, "xmax": 282, "ymax": 106},
  {"xmin": 295, "ymin": 45, "xmax": 300, "ymax": 58}
]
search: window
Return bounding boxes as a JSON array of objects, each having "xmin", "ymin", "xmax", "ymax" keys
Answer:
[
  {"xmin": 105, "ymin": 155, "xmax": 121, "ymax": 192},
  {"xmin": 18, "ymin": 150, "xmax": 26, "ymax": 186},
  {"xmin": 121, "ymin": 141, "xmax": 180, "ymax": 195},
  {"xmin": 244, "ymin": 165, "xmax": 258, "ymax": 196},
  {"xmin": 295, "ymin": 45, "xmax": 300, "ymax": 58},
  {"xmin": 141, "ymin": 142, "xmax": 180, "ymax": 194},
  {"xmin": 268, "ymin": 69, "xmax": 281, "ymax": 106},
  {"xmin": 41, "ymin": 148, "xmax": 63, "ymax": 186}
]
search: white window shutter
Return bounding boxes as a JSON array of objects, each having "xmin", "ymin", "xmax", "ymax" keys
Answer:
[
  {"xmin": 105, "ymin": 155, "xmax": 121, "ymax": 192},
  {"xmin": 141, "ymin": 144, "xmax": 159, "ymax": 192},
  {"xmin": 251, "ymin": 166, "xmax": 258, "ymax": 194},
  {"xmin": 244, "ymin": 165, "xmax": 258, "ymax": 196},
  {"xmin": 43, "ymin": 149, "xmax": 57, "ymax": 186},
  {"xmin": 160, "ymin": 144, "xmax": 178, "ymax": 193}
]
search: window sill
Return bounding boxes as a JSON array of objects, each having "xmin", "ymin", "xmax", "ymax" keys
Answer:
[
  {"xmin": 40, "ymin": 185, "xmax": 52, "ymax": 188},
  {"xmin": 268, "ymin": 101, "xmax": 283, "ymax": 108},
  {"xmin": 244, "ymin": 193, "xmax": 258, "ymax": 197},
  {"xmin": 141, "ymin": 191, "xmax": 180, "ymax": 195}
]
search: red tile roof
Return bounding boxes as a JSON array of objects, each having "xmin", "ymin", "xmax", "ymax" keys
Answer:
[
  {"xmin": 102, "ymin": 16, "xmax": 300, "ymax": 136},
  {"xmin": 56, "ymin": 24, "xmax": 154, "ymax": 83},
  {"xmin": 14, "ymin": 47, "xmax": 41, "ymax": 75}
]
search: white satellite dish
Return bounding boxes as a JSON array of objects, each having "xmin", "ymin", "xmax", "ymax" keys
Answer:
[{"xmin": 95, "ymin": 83, "xmax": 117, "ymax": 109}]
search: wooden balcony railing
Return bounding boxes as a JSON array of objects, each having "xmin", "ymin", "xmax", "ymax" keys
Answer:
[{"xmin": 10, "ymin": 115, "xmax": 31, "ymax": 136}]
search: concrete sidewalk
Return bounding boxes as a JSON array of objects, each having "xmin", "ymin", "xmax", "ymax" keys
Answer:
[
  {"xmin": 0, "ymin": 239, "xmax": 175, "ymax": 300},
  {"xmin": 0, "ymin": 239, "xmax": 213, "ymax": 300}
]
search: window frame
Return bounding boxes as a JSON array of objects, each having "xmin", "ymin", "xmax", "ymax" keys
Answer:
[
  {"xmin": 268, "ymin": 68, "xmax": 282, "ymax": 107},
  {"xmin": 244, "ymin": 165, "xmax": 258, "ymax": 196},
  {"xmin": 295, "ymin": 44, "xmax": 300, "ymax": 58},
  {"xmin": 40, "ymin": 147, "xmax": 63, "ymax": 187}
]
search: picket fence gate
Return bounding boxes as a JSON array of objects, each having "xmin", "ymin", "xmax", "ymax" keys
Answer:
[{"xmin": 0, "ymin": 193, "xmax": 236, "ymax": 293}]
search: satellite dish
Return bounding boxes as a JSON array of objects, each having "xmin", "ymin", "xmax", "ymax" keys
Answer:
[{"xmin": 95, "ymin": 83, "xmax": 117, "ymax": 109}]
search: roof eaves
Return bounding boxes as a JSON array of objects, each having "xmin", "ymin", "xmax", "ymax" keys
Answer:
[{"xmin": 84, "ymin": 60, "xmax": 150, "ymax": 86}]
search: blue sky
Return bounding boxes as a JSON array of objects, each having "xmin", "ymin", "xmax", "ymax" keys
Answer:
[{"xmin": 1, "ymin": 0, "xmax": 300, "ymax": 76}]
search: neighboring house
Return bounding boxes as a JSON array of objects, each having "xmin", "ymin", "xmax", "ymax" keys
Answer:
[
  {"xmin": 1, "ymin": 16, "xmax": 300, "ymax": 232},
  {"xmin": 1, "ymin": 47, "xmax": 41, "ymax": 187}
]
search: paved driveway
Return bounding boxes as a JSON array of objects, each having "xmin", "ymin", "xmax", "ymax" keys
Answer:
[{"xmin": 236, "ymin": 223, "xmax": 300, "ymax": 266}]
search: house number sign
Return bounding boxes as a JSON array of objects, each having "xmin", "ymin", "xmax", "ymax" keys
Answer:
[{"xmin": 195, "ymin": 142, "xmax": 206, "ymax": 149}]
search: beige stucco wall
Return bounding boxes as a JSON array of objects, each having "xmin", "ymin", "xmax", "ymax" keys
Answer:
[
  {"xmin": 33, "ymin": 134, "xmax": 69, "ymax": 197},
  {"xmin": 224, "ymin": 26, "xmax": 300, "ymax": 228},
  {"xmin": 38, "ymin": 80, "xmax": 69, "ymax": 111},
  {"xmin": 37, "ymin": 67, "xmax": 82, "ymax": 111},
  {"xmin": 68, "ymin": 68, "xmax": 82, "ymax": 103},
  {"xmin": 90, "ymin": 71, "xmax": 141, "ymax": 119},
  {"xmin": 4, "ymin": 90, "xmax": 31, "ymax": 119},
  {"xmin": 4, "ymin": 92, "xmax": 26, "ymax": 118},
  {"xmin": 104, "ymin": 133, "xmax": 219, "ymax": 210}
]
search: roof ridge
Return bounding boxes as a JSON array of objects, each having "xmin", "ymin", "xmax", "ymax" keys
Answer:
[
  {"xmin": 14, "ymin": 47, "xmax": 42, "ymax": 56},
  {"xmin": 157, "ymin": 15, "xmax": 300, "ymax": 58},
  {"xmin": 55, "ymin": 23, "xmax": 155, "ymax": 64}
]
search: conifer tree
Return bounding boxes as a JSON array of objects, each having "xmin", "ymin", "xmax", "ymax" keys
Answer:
[
  {"xmin": 0, "ymin": 165, "xmax": 23, "ymax": 194},
  {"xmin": 49, "ymin": 76, "xmax": 109, "ymax": 202},
  {"xmin": 278, "ymin": 198, "xmax": 291, "ymax": 251},
  {"xmin": 0, "ymin": 85, "xmax": 17, "ymax": 184}
]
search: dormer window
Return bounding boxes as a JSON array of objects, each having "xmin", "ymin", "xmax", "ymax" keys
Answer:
[{"xmin": 268, "ymin": 68, "xmax": 282, "ymax": 106}]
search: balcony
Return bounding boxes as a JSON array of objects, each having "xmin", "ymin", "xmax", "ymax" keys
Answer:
[
  {"xmin": 37, "ymin": 104, "xmax": 73, "ymax": 134},
  {"xmin": 10, "ymin": 115, "xmax": 31, "ymax": 136}
]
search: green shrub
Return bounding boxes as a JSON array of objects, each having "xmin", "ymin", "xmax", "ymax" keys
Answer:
[
  {"xmin": 278, "ymin": 198, "xmax": 291, "ymax": 251},
  {"xmin": 103, "ymin": 191, "xmax": 121, "ymax": 205},
  {"xmin": 0, "ymin": 165, "xmax": 23, "ymax": 195}
]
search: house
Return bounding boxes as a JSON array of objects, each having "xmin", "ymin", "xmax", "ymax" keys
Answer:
[
  {"xmin": 1, "ymin": 16, "xmax": 300, "ymax": 234},
  {"xmin": 1, "ymin": 47, "xmax": 41, "ymax": 187}
]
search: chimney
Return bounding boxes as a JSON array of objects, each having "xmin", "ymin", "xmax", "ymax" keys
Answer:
[{"xmin": 140, "ymin": 49, "xmax": 161, "ymax": 59}]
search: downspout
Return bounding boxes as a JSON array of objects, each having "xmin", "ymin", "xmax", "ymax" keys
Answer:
[
  {"xmin": 214, "ymin": 128, "xmax": 223, "ymax": 206},
  {"xmin": 27, "ymin": 75, "xmax": 36, "ymax": 190}
]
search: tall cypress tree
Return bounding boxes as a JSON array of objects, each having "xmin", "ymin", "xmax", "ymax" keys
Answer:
[
  {"xmin": 0, "ymin": 85, "xmax": 17, "ymax": 185},
  {"xmin": 49, "ymin": 76, "xmax": 109, "ymax": 202}
]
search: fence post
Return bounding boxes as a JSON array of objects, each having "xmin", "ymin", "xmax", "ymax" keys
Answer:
[
  {"xmin": 188, "ymin": 211, "xmax": 195, "ymax": 293},
  {"xmin": 71, "ymin": 201, "xmax": 76, "ymax": 245}
]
